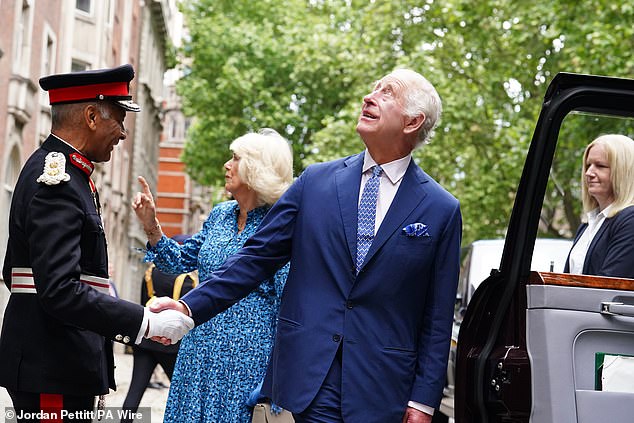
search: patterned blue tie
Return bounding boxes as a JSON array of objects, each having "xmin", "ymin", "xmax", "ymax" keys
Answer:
[{"xmin": 356, "ymin": 165, "xmax": 383, "ymax": 273}]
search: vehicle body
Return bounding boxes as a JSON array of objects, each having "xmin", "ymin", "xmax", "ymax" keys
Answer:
[
  {"xmin": 457, "ymin": 238, "xmax": 573, "ymax": 312},
  {"xmin": 455, "ymin": 73, "xmax": 634, "ymax": 422},
  {"xmin": 439, "ymin": 238, "xmax": 572, "ymax": 420}
]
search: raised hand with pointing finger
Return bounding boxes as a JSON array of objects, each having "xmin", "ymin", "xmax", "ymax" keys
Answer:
[
  {"xmin": 130, "ymin": 130, "xmax": 294, "ymax": 422},
  {"xmin": 132, "ymin": 176, "xmax": 163, "ymax": 246}
]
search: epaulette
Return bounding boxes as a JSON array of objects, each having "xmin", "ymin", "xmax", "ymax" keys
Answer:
[{"xmin": 36, "ymin": 152, "xmax": 71, "ymax": 185}]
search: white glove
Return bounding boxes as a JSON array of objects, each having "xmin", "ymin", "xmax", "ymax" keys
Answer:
[{"xmin": 145, "ymin": 308, "xmax": 194, "ymax": 344}]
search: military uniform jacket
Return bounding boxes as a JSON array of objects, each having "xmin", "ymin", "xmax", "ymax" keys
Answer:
[{"xmin": 0, "ymin": 135, "xmax": 144, "ymax": 396}]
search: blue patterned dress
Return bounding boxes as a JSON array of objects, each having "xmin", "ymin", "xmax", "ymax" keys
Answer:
[{"xmin": 145, "ymin": 201, "xmax": 289, "ymax": 423}]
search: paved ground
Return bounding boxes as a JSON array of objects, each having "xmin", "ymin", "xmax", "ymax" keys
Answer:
[{"xmin": 0, "ymin": 345, "xmax": 170, "ymax": 422}]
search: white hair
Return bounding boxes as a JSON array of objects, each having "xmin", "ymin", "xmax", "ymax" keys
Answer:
[
  {"xmin": 390, "ymin": 68, "xmax": 442, "ymax": 147},
  {"xmin": 230, "ymin": 129, "xmax": 294, "ymax": 206}
]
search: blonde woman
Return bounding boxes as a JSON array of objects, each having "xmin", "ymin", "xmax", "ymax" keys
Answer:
[
  {"xmin": 565, "ymin": 134, "xmax": 634, "ymax": 277},
  {"xmin": 132, "ymin": 129, "xmax": 293, "ymax": 422}
]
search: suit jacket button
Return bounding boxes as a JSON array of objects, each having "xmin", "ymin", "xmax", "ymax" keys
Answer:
[
  {"xmin": 123, "ymin": 336, "xmax": 131, "ymax": 344},
  {"xmin": 345, "ymin": 301, "xmax": 354, "ymax": 309},
  {"xmin": 115, "ymin": 334, "xmax": 123, "ymax": 341},
  {"xmin": 333, "ymin": 334, "xmax": 341, "ymax": 342}
]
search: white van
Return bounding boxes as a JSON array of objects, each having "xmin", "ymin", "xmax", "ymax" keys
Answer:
[{"xmin": 457, "ymin": 238, "xmax": 573, "ymax": 311}]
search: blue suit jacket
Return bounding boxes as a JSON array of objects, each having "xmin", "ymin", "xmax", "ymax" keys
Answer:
[
  {"xmin": 564, "ymin": 205, "xmax": 634, "ymax": 278},
  {"xmin": 182, "ymin": 152, "xmax": 462, "ymax": 421}
]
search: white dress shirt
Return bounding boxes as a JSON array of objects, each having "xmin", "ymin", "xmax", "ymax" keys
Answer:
[
  {"xmin": 568, "ymin": 204, "xmax": 613, "ymax": 274},
  {"xmin": 359, "ymin": 151, "xmax": 435, "ymax": 416},
  {"xmin": 359, "ymin": 150, "xmax": 411, "ymax": 234}
]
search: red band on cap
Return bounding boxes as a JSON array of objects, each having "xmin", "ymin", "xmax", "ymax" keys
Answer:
[{"xmin": 48, "ymin": 81, "xmax": 129, "ymax": 104}]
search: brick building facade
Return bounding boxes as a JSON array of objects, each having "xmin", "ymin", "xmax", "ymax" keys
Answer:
[{"xmin": 0, "ymin": 0, "xmax": 200, "ymax": 325}]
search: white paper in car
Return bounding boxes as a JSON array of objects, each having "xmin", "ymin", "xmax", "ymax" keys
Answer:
[{"xmin": 602, "ymin": 354, "xmax": 634, "ymax": 393}]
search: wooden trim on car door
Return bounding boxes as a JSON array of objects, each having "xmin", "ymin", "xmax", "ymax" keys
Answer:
[{"xmin": 529, "ymin": 271, "xmax": 634, "ymax": 291}]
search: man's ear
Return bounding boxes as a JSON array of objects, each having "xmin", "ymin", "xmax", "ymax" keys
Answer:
[
  {"xmin": 84, "ymin": 104, "xmax": 98, "ymax": 130},
  {"xmin": 403, "ymin": 113, "xmax": 425, "ymax": 135}
]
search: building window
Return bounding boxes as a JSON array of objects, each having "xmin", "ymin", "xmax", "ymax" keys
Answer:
[
  {"xmin": 76, "ymin": 0, "xmax": 92, "ymax": 14},
  {"xmin": 106, "ymin": 0, "xmax": 114, "ymax": 27},
  {"xmin": 14, "ymin": 0, "xmax": 33, "ymax": 74},
  {"xmin": 1, "ymin": 142, "xmax": 23, "ymax": 269},
  {"xmin": 170, "ymin": 117, "xmax": 178, "ymax": 139},
  {"xmin": 3, "ymin": 145, "xmax": 21, "ymax": 202},
  {"xmin": 42, "ymin": 35, "xmax": 55, "ymax": 76},
  {"xmin": 71, "ymin": 59, "xmax": 90, "ymax": 73}
]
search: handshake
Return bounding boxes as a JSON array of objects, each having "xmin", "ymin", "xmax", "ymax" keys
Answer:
[{"xmin": 143, "ymin": 298, "xmax": 194, "ymax": 345}]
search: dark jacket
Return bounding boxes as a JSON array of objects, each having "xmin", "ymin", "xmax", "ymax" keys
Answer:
[
  {"xmin": 182, "ymin": 153, "xmax": 462, "ymax": 420},
  {"xmin": 564, "ymin": 205, "xmax": 634, "ymax": 278},
  {"xmin": 0, "ymin": 135, "xmax": 144, "ymax": 396}
]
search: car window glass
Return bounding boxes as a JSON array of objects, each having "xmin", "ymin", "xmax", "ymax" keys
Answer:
[{"xmin": 542, "ymin": 112, "xmax": 634, "ymax": 240}]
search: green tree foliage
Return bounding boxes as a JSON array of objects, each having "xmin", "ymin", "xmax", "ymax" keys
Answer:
[{"xmin": 177, "ymin": 0, "xmax": 634, "ymax": 244}]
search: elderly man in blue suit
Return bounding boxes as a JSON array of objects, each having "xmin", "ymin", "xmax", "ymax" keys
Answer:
[{"xmin": 142, "ymin": 68, "xmax": 462, "ymax": 422}]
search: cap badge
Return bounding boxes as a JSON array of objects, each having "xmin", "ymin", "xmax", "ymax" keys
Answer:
[{"xmin": 37, "ymin": 152, "xmax": 71, "ymax": 185}]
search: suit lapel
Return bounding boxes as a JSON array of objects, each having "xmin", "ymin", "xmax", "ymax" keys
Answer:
[
  {"xmin": 360, "ymin": 161, "xmax": 428, "ymax": 271},
  {"xmin": 336, "ymin": 153, "xmax": 364, "ymax": 266}
]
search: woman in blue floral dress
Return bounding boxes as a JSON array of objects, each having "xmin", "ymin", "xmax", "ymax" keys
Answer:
[{"xmin": 132, "ymin": 129, "xmax": 293, "ymax": 422}]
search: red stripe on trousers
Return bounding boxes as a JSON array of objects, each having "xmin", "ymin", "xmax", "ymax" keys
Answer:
[{"xmin": 40, "ymin": 393, "xmax": 63, "ymax": 423}]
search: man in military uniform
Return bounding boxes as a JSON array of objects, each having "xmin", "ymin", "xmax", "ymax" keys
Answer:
[{"xmin": 0, "ymin": 65, "xmax": 194, "ymax": 422}]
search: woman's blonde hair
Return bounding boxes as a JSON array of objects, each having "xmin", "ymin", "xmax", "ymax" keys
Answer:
[
  {"xmin": 230, "ymin": 129, "xmax": 293, "ymax": 206},
  {"xmin": 581, "ymin": 134, "xmax": 634, "ymax": 217}
]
